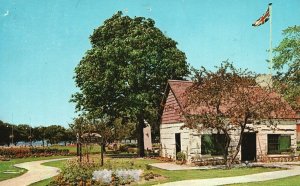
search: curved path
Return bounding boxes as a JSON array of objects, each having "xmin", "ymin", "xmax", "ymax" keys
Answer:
[
  {"xmin": 158, "ymin": 162, "xmax": 300, "ymax": 186},
  {"xmin": 0, "ymin": 158, "xmax": 70, "ymax": 186}
]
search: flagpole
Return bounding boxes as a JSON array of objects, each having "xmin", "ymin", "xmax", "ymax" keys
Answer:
[{"xmin": 269, "ymin": 3, "xmax": 272, "ymax": 75}]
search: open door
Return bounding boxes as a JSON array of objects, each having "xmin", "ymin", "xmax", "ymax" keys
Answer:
[
  {"xmin": 175, "ymin": 133, "xmax": 181, "ymax": 156},
  {"xmin": 241, "ymin": 133, "xmax": 256, "ymax": 161}
]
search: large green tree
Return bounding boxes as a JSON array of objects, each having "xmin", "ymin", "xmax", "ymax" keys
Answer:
[
  {"xmin": 0, "ymin": 120, "xmax": 11, "ymax": 146},
  {"xmin": 71, "ymin": 12, "xmax": 189, "ymax": 156},
  {"xmin": 273, "ymin": 25, "xmax": 300, "ymax": 110},
  {"xmin": 44, "ymin": 125, "xmax": 66, "ymax": 145}
]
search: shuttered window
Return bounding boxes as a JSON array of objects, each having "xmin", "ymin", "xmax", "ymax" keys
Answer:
[{"xmin": 267, "ymin": 134, "xmax": 291, "ymax": 154}]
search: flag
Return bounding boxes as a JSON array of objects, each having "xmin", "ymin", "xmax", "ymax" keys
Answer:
[{"xmin": 252, "ymin": 3, "xmax": 272, "ymax": 27}]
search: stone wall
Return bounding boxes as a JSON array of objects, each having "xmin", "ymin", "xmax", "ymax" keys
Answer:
[
  {"xmin": 160, "ymin": 123, "xmax": 190, "ymax": 160},
  {"xmin": 160, "ymin": 119, "xmax": 297, "ymax": 163},
  {"xmin": 252, "ymin": 120, "xmax": 297, "ymax": 159}
]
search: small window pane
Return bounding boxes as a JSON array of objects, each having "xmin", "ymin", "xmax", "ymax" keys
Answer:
[
  {"xmin": 201, "ymin": 134, "xmax": 225, "ymax": 155},
  {"xmin": 268, "ymin": 134, "xmax": 279, "ymax": 154}
]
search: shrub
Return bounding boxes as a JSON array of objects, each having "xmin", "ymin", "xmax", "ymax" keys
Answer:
[
  {"xmin": 143, "ymin": 171, "xmax": 161, "ymax": 181},
  {"xmin": 53, "ymin": 159, "xmax": 144, "ymax": 185},
  {"xmin": 0, "ymin": 147, "xmax": 70, "ymax": 158},
  {"xmin": 176, "ymin": 151, "xmax": 186, "ymax": 161},
  {"xmin": 128, "ymin": 147, "xmax": 138, "ymax": 154},
  {"xmin": 119, "ymin": 145, "xmax": 129, "ymax": 152},
  {"xmin": 119, "ymin": 144, "xmax": 137, "ymax": 153},
  {"xmin": 54, "ymin": 159, "xmax": 100, "ymax": 185},
  {"xmin": 145, "ymin": 164, "xmax": 152, "ymax": 170}
]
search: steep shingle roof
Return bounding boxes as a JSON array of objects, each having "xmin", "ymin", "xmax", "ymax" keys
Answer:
[{"xmin": 162, "ymin": 80, "xmax": 299, "ymax": 122}]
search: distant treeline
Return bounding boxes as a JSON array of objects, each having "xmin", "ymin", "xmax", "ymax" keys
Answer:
[{"xmin": 0, "ymin": 120, "xmax": 75, "ymax": 146}]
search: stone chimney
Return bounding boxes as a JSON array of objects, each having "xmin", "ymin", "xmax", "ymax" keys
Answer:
[{"xmin": 256, "ymin": 74, "xmax": 273, "ymax": 88}]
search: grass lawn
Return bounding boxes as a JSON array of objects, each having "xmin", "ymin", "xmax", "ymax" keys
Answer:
[
  {"xmin": 50, "ymin": 144, "xmax": 101, "ymax": 154},
  {"xmin": 142, "ymin": 165, "xmax": 282, "ymax": 186},
  {"xmin": 227, "ymin": 175, "xmax": 300, "ymax": 186},
  {"xmin": 0, "ymin": 156, "xmax": 71, "ymax": 182},
  {"xmin": 29, "ymin": 156, "xmax": 283, "ymax": 186}
]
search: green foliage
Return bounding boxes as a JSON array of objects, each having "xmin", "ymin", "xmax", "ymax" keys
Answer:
[
  {"xmin": 201, "ymin": 134, "xmax": 226, "ymax": 156},
  {"xmin": 0, "ymin": 121, "xmax": 11, "ymax": 146},
  {"xmin": 119, "ymin": 143, "xmax": 137, "ymax": 153},
  {"xmin": 0, "ymin": 120, "xmax": 72, "ymax": 146},
  {"xmin": 71, "ymin": 11, "xmax": 189, "ymax": 156},
  {"xmin": 143, "ymin": 171, "xmax": 160, "ymax": 181},
  {"xmin": 53, "ymin": 159, "xmax": 100, "ymax": 185},
  {"xmin": 273, "ymin": 25, "xmax": 300, "ymax": 110},
  {"xmin": 176, "ymin": 151, "xmax": 186, "ymax": 161},
  {"xmin": 44, "ymin": 125, "xmax": 66, "ymax": 145}
]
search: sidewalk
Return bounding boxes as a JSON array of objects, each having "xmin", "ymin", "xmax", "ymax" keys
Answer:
[
  {"xmin": 153, "ymin": 162, "xmax": 300, "ymax": 186},
  {"xmin": 0, "ymin": 158, "xmax": 70, "ymax": 186}
]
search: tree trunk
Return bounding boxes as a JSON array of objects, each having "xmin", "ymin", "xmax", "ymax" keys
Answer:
[
  {"xmin": 136, "ymin": 115, "xmax": 145, "ymax": 157},
  {"xmin": 230, "ymin": 125, "xmax": 246, "ymax": 166},
  {"xmin": 224, "ymin": 124, "xmax": 246, "ymax": 168},
  {"xmin": 101, "ymin": 143, "xmax": 104, "ymax": 166},
  {"xmin": 102, "ymin": 143, "xmax": 106, "ymax": 153},
  {"xmin": 223, "ymin": 130, "xmax": 231, "ymax": 168}
]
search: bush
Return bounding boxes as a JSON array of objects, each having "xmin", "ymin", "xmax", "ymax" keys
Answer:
[
  {"xmin": 53, "ymin": 159, "xmax": 144, "ymax": 185},
  {"xmin": 119, "ymin": 144, "xmax": 137, "ymax": 153},
  {"xmin": 54, "ymin": 159, "xmax": 100, "ymax": 185},
  {"xmin": 176, "ymin": 151, "xmax": 186, "ymax": 161},
  {"xmin": 0, "ymin": 147, "xmax": 70, "ymax": 158},
  {"xmin": 143, "ymin": 171, "xmax": 161, "ymax": 181}
]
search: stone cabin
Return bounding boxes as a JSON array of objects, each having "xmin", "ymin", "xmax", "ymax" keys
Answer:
[{"xmin": 160, "ymin": 80, "xmax": 299, "ymax": 163}]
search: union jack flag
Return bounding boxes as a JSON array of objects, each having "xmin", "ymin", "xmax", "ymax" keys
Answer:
[{"xmin": 252, "ymin": 4, "xmax": 271, "ymax": 27}]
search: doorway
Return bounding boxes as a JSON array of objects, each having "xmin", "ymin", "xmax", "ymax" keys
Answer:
[
  {"xmin": 241, "ymin": 133, "xmax": 256, "ymax": 161},
  {"xmin": 175, "ymin": 133, "xmax": 181, "ymax": 156}
]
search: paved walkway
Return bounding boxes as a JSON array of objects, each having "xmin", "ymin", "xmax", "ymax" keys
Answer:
[
  {"xmin": 153, "ymin": 162, "xmax": 300, "ymax": 186},
  {"xmin": 0, "ymin": 158, "xmax": 70, "ymax": 186}
]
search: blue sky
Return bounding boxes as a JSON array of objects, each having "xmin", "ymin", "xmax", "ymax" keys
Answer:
[{"xmin": 0, "ymin": 0, "xmax": 299, "ymax": 127}]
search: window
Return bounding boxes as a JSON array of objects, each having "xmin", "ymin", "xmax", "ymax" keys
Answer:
[
  {"xmin": 201, "ymin": 134, "xmax": 226, "ymax": 155},
  {"xmin": 267, "ymin": 134, "xmax": 291, "ymax": 154}
]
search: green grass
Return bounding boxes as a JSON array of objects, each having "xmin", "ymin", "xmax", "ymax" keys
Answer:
[
  {"xmin": 142, "ymin": 166, "xmax": 282, "ymax": 185},
  {"xmin": 50, "ymin": 144, "xmax": 101, "ymax": 154},
  {"xmin": 0, "ymin": 156, "xmax": 69, "ymax": 181},
  {"xmin": 29, "ymin": 157, "xmax": 283, "ymax": 186},
  {"xmin": 227, "ymin": 175, "xmax": 300, "ymax": 186}
]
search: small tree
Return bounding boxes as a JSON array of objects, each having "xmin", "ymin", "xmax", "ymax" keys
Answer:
[{"xmin": 183, "ymin": 62, "xmax": 293, "ymax": 168}]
